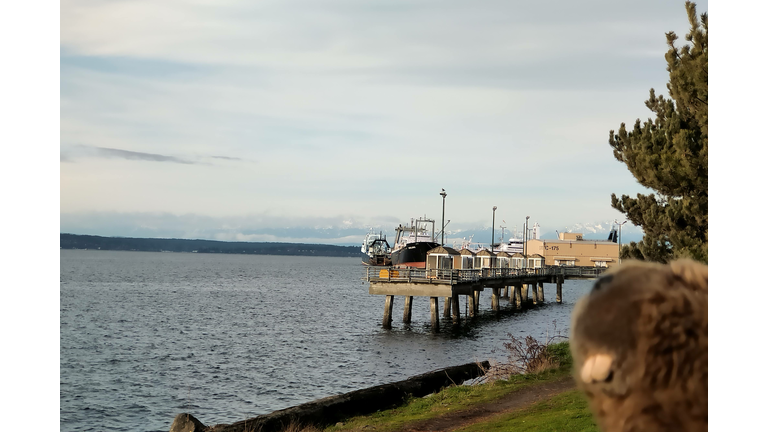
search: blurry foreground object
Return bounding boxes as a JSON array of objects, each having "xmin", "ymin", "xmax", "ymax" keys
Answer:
[{"xmin": 570, "ymin": 260, "xmax": 707, "ymax": 432}]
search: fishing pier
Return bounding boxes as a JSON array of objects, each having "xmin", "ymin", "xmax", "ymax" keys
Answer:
[{"xmin": 365, "ymin": 265, "xmax": 606, "ymax": 329}]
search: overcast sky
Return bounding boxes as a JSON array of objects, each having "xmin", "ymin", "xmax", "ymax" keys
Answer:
[{"xmin": 59, "ymin": 0, "xmax": 709, "ymax": 244}]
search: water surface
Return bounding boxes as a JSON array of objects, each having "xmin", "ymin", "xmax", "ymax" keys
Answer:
[{"xmin": 60, "ymin": 250, "xmax": 592, "ymax": 431}]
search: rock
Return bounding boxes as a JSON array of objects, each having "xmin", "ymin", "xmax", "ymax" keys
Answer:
[{"xmin": 169, "ymin": 413, "xmax": 207, "ymax": 432}]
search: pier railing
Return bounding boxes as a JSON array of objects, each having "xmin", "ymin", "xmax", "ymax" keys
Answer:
[
  {"xmin": 365, "ymin": 267, "xmax": 482, "ymax": 283},
  {"xmin": 546, "ymin": 266, "xmax": 607, "ymax": 278},
  {"xmin": 364, "ymin": 265, "xmax": 606, "ymax": 284}
]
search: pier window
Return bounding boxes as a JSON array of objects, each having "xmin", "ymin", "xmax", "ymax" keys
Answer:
[
  {"xmin": 437, "ymin": 256, "xmax": 453, "ymax": 269},
  {"xmin": 589, "ymin": 257, "xmax": 613, "ymax": 268}
]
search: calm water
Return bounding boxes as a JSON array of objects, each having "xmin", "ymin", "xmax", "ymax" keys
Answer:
[{"xmin": 60, "ymin": 250, "xmax": 593, "ymax": 431}]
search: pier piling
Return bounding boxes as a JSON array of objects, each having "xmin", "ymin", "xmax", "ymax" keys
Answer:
[
  {"xmin": 467, "ymin": 294, "xmax": 476, "ymax": 317},
  {"xmin": 474, "ymin": 290, "xmax": 480, "ymax": 313},
  {"xmin": 491, "ymin": 287, "xmax": 500, "ymax": 311},
  {"xmin": 403, "ymin": 296, "xmax": 413, "ymax": 323},
  {"xmin": 451, "ymin": 294, "xmax": 461, "ymax": 323},
  {"xmin": 430, "ymin": 297, "xmax": 440, "ymax": 330},
  {"xmin": 514, "ymin": 284, "xmax": 522, "ymax": 309},
  {"xmin": 443, "ymin": 297, "xmax": 451, "ymax": 318},
  {"xmin": 537, "ymin": 282, "xmax": 544, "ymax": 303},
  {"xmin": 383, "ymin": 295, "xmax": 394, "ymax": 328},
  {"xmin": 556, "ymin": 275, "xmax": 563, "ymax": 303},
  {"xmin": 521, "ymin": 284, "xmax": 529, "ymax": 303}
]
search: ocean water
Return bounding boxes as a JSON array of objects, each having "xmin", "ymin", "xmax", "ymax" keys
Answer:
[{"xmin": 60, "ymin": 250, "xmax": 593, "ymax": 431}]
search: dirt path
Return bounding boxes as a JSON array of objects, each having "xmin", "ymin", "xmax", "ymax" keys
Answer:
[{"xmin": 392, "ymin": 376, "xmax": 576, "ymax": 432}]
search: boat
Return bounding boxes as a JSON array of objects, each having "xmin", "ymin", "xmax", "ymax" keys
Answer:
[
  {"xmin": 361, "ymin": 230, "xmax": 392, "ymax": 266},
  {"xmin": 496, "ymin": 236, "xmax": 524, "ymax": 254},
  {"xmin": 453, "ymin": 226, "xmax": 526, "ymax": 255},
  {"xmin": 390, "ymin": 217, "xmax": 441, "ymax": 268}
]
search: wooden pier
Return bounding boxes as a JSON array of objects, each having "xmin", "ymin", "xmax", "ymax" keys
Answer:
[{"xmin": 365, "ymin": 266, "xmax": 606, "ymax": 329}]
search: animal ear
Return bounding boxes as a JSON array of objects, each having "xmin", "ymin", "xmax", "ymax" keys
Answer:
[
  {"xmin": 580, "ymin": 353, "xmax": 614, "ymax": 383},
  {"xmin": 670, "ymin": 259, "xmax": 708, "ymax": 293}
]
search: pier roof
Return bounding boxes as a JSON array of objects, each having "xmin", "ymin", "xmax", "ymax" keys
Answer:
[{"xmin": 426, "ymin": 246, "xmax": 460, "ymax": 256}]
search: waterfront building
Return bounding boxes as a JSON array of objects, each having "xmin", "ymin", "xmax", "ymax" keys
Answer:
[
  {"xmin": 457, "ymin": 248, "xmax": 476, "ymax": 269},
  {"xmin": 425, "ymin": 246, "xmax": 460, "ymax": 270},
  {"xmin": 526, "ymin": 232, "xmax": 619, "ymax": 268},
  {"xmin": 475, "ymin": 249, "xmax": 497, "ymax": 269}
]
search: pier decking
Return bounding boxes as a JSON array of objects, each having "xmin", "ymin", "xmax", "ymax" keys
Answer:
[{"xmin": 364, "ymin": 266, "xmax": 606, "ymax": 329}]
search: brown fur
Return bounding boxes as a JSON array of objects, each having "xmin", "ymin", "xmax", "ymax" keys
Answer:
[{"xmin": 570, "ymin": 259, "xmax": 708, "ymax": 432}]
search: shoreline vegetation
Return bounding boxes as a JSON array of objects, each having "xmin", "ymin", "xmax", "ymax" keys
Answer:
[
  {"xmin": 59, "ymin": 233, "xmax": 360, "ymax": 257},
  {"xmin": 171, "ymin": 341, "xmax": 597, "ymax": 432}
]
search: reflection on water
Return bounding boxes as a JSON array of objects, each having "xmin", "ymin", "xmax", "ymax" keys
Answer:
[{"xmin": 60, "ymin": 250, "xmax": 592, "ymax": 431}]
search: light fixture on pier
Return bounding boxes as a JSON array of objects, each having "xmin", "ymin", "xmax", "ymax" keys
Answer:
[
  {"xmin": 491, "ymin": 206, "xmax": 497, "ymax": 251},
  {"xmin": 614, "ymin": 219, "xmax": 628, "ymax": 264},
  {"xmin": 524, "ymin": 216, "xmax": 530, "ymax": 268},
  {"xmin": 440, "ymin": 189, "xmax": 447, "ymax": 246}
]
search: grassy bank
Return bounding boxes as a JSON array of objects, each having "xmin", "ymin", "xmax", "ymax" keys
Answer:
[
  {"xmin": 317, "ymin": 341, "xmax": 597, "ymax": 432},
  {"xmin": 455, "ymin": 389, "xmax": 597, "ymax": 432}
]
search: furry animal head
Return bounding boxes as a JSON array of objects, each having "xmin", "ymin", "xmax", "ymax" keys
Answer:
[{"xmin": 570, "ymin": 259, "xmax": 708, "ymax": 432}]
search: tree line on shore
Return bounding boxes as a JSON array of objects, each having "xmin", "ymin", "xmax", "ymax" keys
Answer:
[{"xmin": 59, "ymin": 233, "xmax": 360, "ymax": 257}]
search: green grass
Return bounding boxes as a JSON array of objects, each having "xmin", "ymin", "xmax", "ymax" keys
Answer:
[
  {"xmin": 455, "ymin": 389, "xmax": 598, "ymax": 432},
  {"xmin": 324, "ymin": 342, "xmax": 586, "ymax": 432}
]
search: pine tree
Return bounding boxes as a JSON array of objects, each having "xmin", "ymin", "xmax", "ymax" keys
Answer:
[{"xmin": 610, "ymin": 1, "xmax": 707, "ymax": 263}]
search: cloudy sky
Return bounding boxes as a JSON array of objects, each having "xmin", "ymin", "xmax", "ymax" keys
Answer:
[{"xmin": 59, "ymin": 0, "xmax": 709, "ymax": 245}]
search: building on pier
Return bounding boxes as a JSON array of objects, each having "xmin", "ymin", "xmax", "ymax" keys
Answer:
[
  {"xmin": 526, "ymin": 232, "xmax": 619, "ymax": 268},
  {"xmin": 496, "ymin": 251, "xmax": 511, "ymax": 269},
  {"xmin": 475, "ymin": 249, "xmax": 497, "ymax": 269},
  {"xmin": 457, "ymin": 248, "xmax": 476, "ymax": 269},
  {"xmin": 425, "ymin": 246, "xmax": 460, "ymax": 270}
]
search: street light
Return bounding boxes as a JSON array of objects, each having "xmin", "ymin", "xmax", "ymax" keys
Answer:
[
  {"xmin": 440, "ymin": 189, "xmax": 447, "ymax": 246},
  {"xmin": 614, "ymin": 219, "xmax": 627, "ymax": 264},
  {"xmin": 491, "ymin": 206, "xmax": 497, "ymax": 251},
  {"xmin": 524, "ymin": 215, "xmax": 530, "ymax": 268}
]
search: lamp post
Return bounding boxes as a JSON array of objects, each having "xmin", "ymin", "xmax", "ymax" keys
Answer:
[
  {"xmin": 440, "ymin": 189, "xmax": 447, "ymax": 246},
  {"xmin": 491, "ymin": 206, "xmax": 497, "ymax": 251},
  {"xmin": 614, "ymin": 219, "xmax": 627, "ymax": 264},
  {"xmin": 524, "ymin": 215, "xmax": 530, "ymax": 269}
]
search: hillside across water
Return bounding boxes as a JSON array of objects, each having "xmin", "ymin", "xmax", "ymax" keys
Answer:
[{"xmin": 59, "ymin": 233, "xmax": 360, "ymax": 257}]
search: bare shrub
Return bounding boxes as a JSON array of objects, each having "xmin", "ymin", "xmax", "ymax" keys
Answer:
[
  {"xmin": 476, "ymin": 320, "xmax": 568, "ymax": 383},
  {"xmin": 278, "ymin": 421, "xmax": 323, "ymax": 432},
  {"xmin": 241, "ymin": 419, "xmax": 322, "ymax": 432}
]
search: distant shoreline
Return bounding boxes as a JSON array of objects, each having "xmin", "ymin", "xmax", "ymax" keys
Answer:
[{"xmin": 59, "ymin": 233, "xmax": 360, "ymax": 258}]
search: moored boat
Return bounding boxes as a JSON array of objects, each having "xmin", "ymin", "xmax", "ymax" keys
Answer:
[
  {"xmin": 390, "ymin": 217, "xmax": 440, "ymax": 268},
  {"xmin": 361, "ymin": 230, "xmax": 392, "ymax": 266}
]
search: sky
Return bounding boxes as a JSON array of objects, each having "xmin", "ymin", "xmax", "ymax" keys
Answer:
[{"xmin": 59, "ymin": 0, "xmax": 709, "ymax": 245}]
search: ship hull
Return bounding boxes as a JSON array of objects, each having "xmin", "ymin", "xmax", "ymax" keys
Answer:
[
  {"xmin": 391, "ymin": 242, "xmax": 440, "ymax": 268},
  {"xmin": 362, "ymin": 252, "xmax": 392, "ymax": 266}
]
